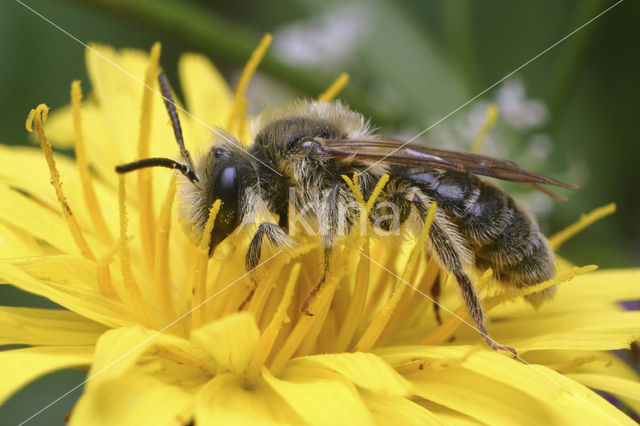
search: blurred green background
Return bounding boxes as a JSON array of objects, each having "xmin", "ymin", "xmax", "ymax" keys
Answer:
[{"xmin": 0, "ymin": 0, "xmax": 638, "ymax": 423}]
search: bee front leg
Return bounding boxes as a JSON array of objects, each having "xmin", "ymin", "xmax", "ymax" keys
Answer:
[{"xmin": 239, "ymin": 223, "xmax": 289, "ymax": 311}]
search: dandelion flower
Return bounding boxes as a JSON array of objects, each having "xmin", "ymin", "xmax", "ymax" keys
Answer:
[{"xmin": 1, "ymin": 38, "xmax": 640, "ymax": 425}]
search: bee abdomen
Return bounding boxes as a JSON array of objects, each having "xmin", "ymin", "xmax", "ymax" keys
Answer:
[{"xmin": 469, "ymin": 185, "xmax": 556, "ymax": 305}]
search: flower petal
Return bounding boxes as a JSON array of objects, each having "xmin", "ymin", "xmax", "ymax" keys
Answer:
[
  {"xmin": 0, "ymin": 221, "xmax": 46, "ymax": 258},
  {"xmin": 0, "ymin": 306, "xmax": 107, "ymax": 346},
  {"xmin": 378, "ymin": 346, "xmax": 636, "ymax": 425},
  {"xmin": 0, "ymin": 145, "xmax": 119, "ymax": 241},
  {"xmin": 0, "ymin": 261, "xmax": 135, "ymax": 328},
  {"xmin": 418, "ymin": 400, "xmax": 483, "ymax": 426},
  {"xmin": 86, "ymin": 327, "xmax": 152, "ymax": 388},
  {"xmin": 290, "ymin": 352, "xmax": 411, "ymax": 396},
  {"xmin": 190, "ymin": 312, "xmax": 259, "ymax": 374},
  {"xmin": 566, "ymin": 373, "xmax": 640, "ymax": 412},
  {"xmin": 196, "ymin": 372, "xmax": 302, "ymax": 425},
  {"xmin": 85, "ymin": 44, "xmax": 194, "ymax": 195},
  {"xmin": 360, "ymin": 391, "xmax": 444, "ymax": 425},
  {"xmin": 0, "ymin": 184, "xmax": 87, "ymax": 255},
  {"xmin": 70, "ymin": 371, "xmax": 193, "ymax": 426},
  {"xmin": 0, "ymin": 346, "xmax": 93, "ymax": 406},
  {"xmin": 264, "ymin": 364, "xmax": 375, "ymax": 424},
  {"xmin": 179, "ymin": 53, "xmax": 233, "ymax": 148},
  {"xmin": 491, "ymin": 268, "xmax": 640, "ymax": 317},
  {"xmin": 491, "ymin": 311, "xmax": 640, "ymax": 352},
  {"xmin": 412, "ymin": 367, "xmax": 559, "ymax": 425}
]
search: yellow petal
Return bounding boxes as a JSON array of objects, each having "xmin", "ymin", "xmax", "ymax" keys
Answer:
[
  {"xmin": 84, "ymin": 44, "xmax": 189, "ymax": 209},
  {"xmin": 178, "ymin": 53, "xmax": 233, "ymax": 147},
  {"xmin": 361, "ymin": 391, "xmax": 444, "ymax": 425},
  {"xmin": 490, "ymin": 311, "xmax": 640, "ymax": 352},
  {"xmin": 378, "ymin": 346, "xmax": 636, "ymax": 425},
  {"xmin": 0, "ymin": 346, "xmax": 94, "ymax": 406},
  {"xmin": 12, "ymin": 255, "xmax": 101, "ymax": 291},
  {"xmin": 0, "ymin": 184, "xmax": 86, "ymax": 255},
  {"xmin": 0, "ymin": 145, "xmax": 119, "ymax": 241},
  {"xmin": 86, "ymin": 326, "xmax": 152, "ymax": 389},
  {"xmin": 196, "ymin": 372, "xmax": 302, "ymax": 425},
  {"xmin": 0, "ymin": 261, "xmax": 135, "ymax": 328},
  {"xmin": 46, "ymin": 100, "xmax": 117, "ymax": 183},
  {"xmin": 265, "ymin": 365, "xmax": 375, "ymax": 425},
  {"xmin": 42, "ymin": 104, "xmax": 74, "ymax": 148},
  {"xmin": 418, "ymin": 400, "xmax": 482, "ymax": 426},
  {"xmin": 491, "ymin": 268, "xmax": 640, "ymax": 318},
  {"xmin": 412, "ymin": 367, "xmax": 560, "ymax": 425},
  {"xmin": 70, "ymin": 371, "xmax": 193, "ymax": 426},
  {"xmin": 190, "ymin": 312, "xmax": 259, "ymax": 374},
  {"xmin": 566, "ymin": 373, "xmax": 640, "ymax": 410},
  {"xmin": 0, "ymin": 221, "xmax": 46, "ymax": 258},
  {"xmin": 290, "ymin": 352, "xmax": 411, "ymax": 396},
  {"xmin": 0, "ymin": 306, "xmax": 107, "ymax": 346}
]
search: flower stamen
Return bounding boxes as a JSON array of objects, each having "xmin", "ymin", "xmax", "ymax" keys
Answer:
[
  {"xmin": 227, "ymin": 33, "xmax": 272, "ymax": 141},
  {"xmin": 318, "ymin": 73, "xmax": 349, "ymax": 102},
  {"xmin": 118, "ymin": 174, "xmax": 153, "ymax": 325},
  {"xmin": 96, "ymin": 240, "xmax": 121, "ymax": 301},
  {"xmin": 153, "ymin": 176, "xmax": 178, "ymax": 324},
  {"xmin": 71, "ymin": 81, "xmax": 113, "ymax": 245},
  {"xmin": 245, "ymin": 263, "xmax": 301, "ymax": 387},
  {"xmin": 137, "ymin": 42, "xmax": 162, "ymax": 274},
  {"xmin": 354, "ymin": 202, "xmax": 437, "ymax": 352},
  {"xmin": 378, "ymin": 257, "xmax": 440, "ymax": 345},
  {"xmin": 470, "ymin": 103, "xmax": 498, "ymax": 154},
  {"xmin": 191, "ymin": 199, "xmax": 222, "ymax": 330},
  {"xmin": 549, "ymin": 203, "xmax": 617, "ymax": 249},
  {"xmin": 331, "ymin": 173, "xmax": 389, "ymax": 351},
  {"xmin": 26, "ymin": 104, "xmax": 96, "ymax": 262},
  {"xmin": 269, "ymin": 243, "xmax": 352, "ymax": 374}
]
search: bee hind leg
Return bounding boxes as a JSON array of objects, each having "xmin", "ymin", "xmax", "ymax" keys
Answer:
[{"xmin": 415, "ymin": 199, "xmax": 517, "ymax": 356}]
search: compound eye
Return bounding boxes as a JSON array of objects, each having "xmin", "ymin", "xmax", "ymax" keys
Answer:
[{"xmin": 214, "ymin": 166, "xmax": 237, "ymax": 205}]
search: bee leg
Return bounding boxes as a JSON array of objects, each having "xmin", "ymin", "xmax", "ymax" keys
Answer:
[
  {"xmin": 415, "ymin": 197, "xmax": 517, "ymax": 356},
  {"xmin": 430, "ymin": 272, "xmax": 443, "ymax": 325},
  {"xmin": 302, "ymin": 183, "xmax": 346, "ymax": 316},
  {"xmin": 237, "ymin": 285, "xmax": 256, "ymax": 311},
  {"xmin": 301, "ymin": 247, "xmax": 330, "ymax": 316},
  {"xmin": 245, "ymin": 223, "xmax": 289, "ymax": 271},
  {"xmin": 240, "ymin": 223, "xmax": 288, "ymax": 310}
]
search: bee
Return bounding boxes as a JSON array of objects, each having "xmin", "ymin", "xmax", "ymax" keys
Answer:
[{"xmin": 116, "ymin": 72, "xmax": 576, "ymax": 352}]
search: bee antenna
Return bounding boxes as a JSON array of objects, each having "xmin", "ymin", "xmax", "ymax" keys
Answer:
[
  {"xmin": 115, "ymin": 157, "xmax": 199, "ymax": 184},
  {"xmin": 158, "ymin": 71, "xmax": 197, "ymax": 175}
]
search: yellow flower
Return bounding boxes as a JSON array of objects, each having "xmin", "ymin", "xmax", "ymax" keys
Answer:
[{"xmin": 1, "ymin": 37, "xmax": 640, "ymax": 425}]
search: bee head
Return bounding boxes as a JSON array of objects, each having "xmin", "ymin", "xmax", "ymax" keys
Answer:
[{"xmin": 174, "ymin": 138, "xmax": 258, "ymax": 255}]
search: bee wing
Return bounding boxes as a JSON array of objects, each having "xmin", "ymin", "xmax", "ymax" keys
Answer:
[{"xmin": 317, "ymin": 137, "xmax": 577, "ymax": 190}]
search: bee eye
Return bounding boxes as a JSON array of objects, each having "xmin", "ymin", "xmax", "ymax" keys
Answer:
[{"xmin": 215, "ymin": 166, "xmax": 237, "ymax": 204}]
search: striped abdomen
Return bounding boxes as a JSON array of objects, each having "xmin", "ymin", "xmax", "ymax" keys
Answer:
[{"xmin": 407, "ymin": 168, "xmax": 556, "ymax": 305}]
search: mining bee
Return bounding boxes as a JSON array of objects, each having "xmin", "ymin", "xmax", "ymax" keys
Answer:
[{"xmin": 116, "ymin": 72, "xmax": 576, "ymax": 352}]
